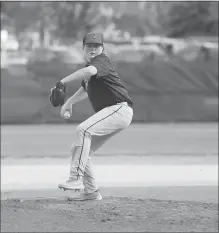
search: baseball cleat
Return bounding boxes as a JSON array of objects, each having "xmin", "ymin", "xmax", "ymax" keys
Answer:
[
  {"xmin": 67, "ymin": 190, "xmax": 102, "ymax": 201},
  {"xmin": 58, "ymin": 178, "xmax": 84, "ymax": 191},
  {"xmin": 59, "ymin": 187, "xmax": 82, "ymax": 192}
]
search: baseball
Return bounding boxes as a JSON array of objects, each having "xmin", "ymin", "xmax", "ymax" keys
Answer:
[{"xmin": 64, "ymin": 111, "xmax": 71, "ymax": 119}]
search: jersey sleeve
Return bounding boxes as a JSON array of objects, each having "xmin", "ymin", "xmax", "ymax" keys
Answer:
[{"xmin": 89, "ymin": 55, "xmax": 109, "ymax": 78}]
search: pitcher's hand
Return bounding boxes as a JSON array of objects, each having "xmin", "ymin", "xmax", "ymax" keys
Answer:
[{"xmin": 60, "ymin": 101, "xmax": 72, "ymax": 119}]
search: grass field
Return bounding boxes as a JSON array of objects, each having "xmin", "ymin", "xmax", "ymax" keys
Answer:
[
  {"xmin": 1, "ymin": 123, "xmax": 218, "ymax": 158},
  {"xmin": 1, "ymin": 123, "xmax": 218, "ymax": 232}
]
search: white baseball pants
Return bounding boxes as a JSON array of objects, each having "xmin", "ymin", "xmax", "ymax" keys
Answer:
[{"xmin": 69, "ymin": 102, "xmax": 133, "ymax": 193}]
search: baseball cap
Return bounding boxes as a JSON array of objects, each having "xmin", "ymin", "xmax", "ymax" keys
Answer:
[{"xmin": 83, "ymin": 32, "xmax": 104, "ymax": 45}]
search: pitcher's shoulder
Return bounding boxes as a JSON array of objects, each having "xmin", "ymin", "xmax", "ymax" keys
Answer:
[
  {"xmin": 91, "ymin": 53, "xmax": 112, "ymax": 66},
  {"xmin": 94, "ymin": 53, "xmax": 109, "ymax": 61}
]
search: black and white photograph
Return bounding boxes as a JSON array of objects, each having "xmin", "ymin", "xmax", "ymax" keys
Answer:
[{"xmin": 1, "ymin": 1, "xmax": 218, "ymax": 232}]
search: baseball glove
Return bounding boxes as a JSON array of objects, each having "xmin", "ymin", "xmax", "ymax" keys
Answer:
[{"xmin": 49, "ymin": 81, "xmax": 66, "ymax": 107}]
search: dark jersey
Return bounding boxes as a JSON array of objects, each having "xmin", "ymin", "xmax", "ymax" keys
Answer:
[{"xmin": 81, "ymin": 53, "xmax": 133, "ymax": 113}]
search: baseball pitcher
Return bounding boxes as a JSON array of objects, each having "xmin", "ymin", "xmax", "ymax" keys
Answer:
[{"xmin": 49, "ymin": 32, "xmax": 133, "ymax": 201}]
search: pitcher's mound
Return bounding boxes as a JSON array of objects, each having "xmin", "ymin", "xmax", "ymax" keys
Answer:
[{"xmin": 1, "ymin": 196, "xmax": 218, "ymax": 232}]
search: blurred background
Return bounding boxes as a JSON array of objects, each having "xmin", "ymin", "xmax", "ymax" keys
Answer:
[{"xmin": 1, "ymin": 1, "xmax": 218, "ymax": 124}]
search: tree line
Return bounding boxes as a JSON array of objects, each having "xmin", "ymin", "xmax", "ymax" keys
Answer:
[{"xmin": 1, "ymin": 1, "xmax": 218, "ymax": 46}]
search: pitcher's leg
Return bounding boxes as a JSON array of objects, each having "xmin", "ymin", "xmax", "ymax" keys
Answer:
[
  {"xmin": 69, "ymin": 106, "xmax": 124, "ymax": 180},
  {"xmin": 67, "ymin": 130, "xmax": 103, "ymax": 183},
  {"xmin": 59, "ymin": 104, "xmax": 133, "ymax": 191},
  {"xmin": 58, "ymin": 125, "xmax": 92, "ymax": 191},
  {"xmin": 69, "ymin": 125, "xmax": 91, "ymax": 179},
  {"xmin": 83, "ymin": 134, "xmax": 113, "ymax": 193},
  {"xmin": 83, "ymin": 157, "xmax": 98, "ymax": 194}
]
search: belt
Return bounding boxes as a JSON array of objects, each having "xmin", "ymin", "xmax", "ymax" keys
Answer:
[{"xmin": 117, "ymin": 102, "xmax": 132, "ymax": 108}]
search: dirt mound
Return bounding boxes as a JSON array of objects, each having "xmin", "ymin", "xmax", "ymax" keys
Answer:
[{"xmin": 1, "ymin": 196, "xmax": 218, "ymax": 232}]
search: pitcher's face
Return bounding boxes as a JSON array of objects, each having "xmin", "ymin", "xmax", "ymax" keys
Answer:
[{"xmin": 84, "ymin": 43, "xmax": 103, "ymax": 62}]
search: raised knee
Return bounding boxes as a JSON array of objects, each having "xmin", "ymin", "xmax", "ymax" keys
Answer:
[
  {"xmin": 76, "ymin": 124, "xmax": 91, "ymax": 137},
  {"xmin": 76, "ymin": 125, "xmax": 85, "ymax": 136},
  {"xmin": 73, "ymin": 124, "xmax": 91, "ymax": 148}
]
